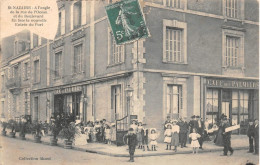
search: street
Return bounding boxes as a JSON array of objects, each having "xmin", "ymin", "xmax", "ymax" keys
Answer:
[{"xmin": 0, "ymin": 136, "xmax": 258, "ymax": 165}]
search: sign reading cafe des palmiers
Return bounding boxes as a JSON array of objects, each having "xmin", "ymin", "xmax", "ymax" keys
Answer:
[{"xmin": 105, "ymin": 0, "xmax": 149, "ymax": 45}]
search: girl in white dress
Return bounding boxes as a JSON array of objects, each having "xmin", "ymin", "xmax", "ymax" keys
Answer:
[
  {"xmin": 189, "ymin": 128, "xmax": 201, "ymax": 154},
  {"xmin": 149, "ymin": 128, "xmax": 158, "ymax": 151},
  {"xmin": 164, "ymin": 124, "xmax": 172, "ymax": 150}
]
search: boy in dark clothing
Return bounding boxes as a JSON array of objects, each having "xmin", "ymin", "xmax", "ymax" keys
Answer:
[
  {"xmin": 222, "ymin": 118, "xmax": 234, "ymax": 156},
  {"xmin": 124, "ymin": 128, "xmax": 137, "ymax": 162},
  {"xmin": 247, "ymin": 119, "xmax": 255, "ymax": 153}
]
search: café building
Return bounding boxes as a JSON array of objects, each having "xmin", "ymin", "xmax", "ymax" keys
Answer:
[{"xmin": 202, "ymin": 77, "xmax": 259, "ymax": 134}]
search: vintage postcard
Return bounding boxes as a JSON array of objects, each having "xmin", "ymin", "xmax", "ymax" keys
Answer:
[{"xmin": 0, "ymin": 0, "xmax": 259, "ymax": 164}]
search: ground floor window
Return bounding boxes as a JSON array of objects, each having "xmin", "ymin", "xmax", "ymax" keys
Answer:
[
  {"xmin": 206, "ymin": 88, "xmax": 258, "ymax": 134},
  {"xmin": 34, "ymin": 97, "xmax": 39, "ymax": 121},
  {"xmin": 54, "ymin": 92, "xmax": 81, "ymax": 120},
  {"xmin": 166, "ymin": 85, "xmax": 182, "ymax": 119}
]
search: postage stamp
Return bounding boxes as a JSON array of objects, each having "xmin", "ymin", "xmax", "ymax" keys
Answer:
[{"xmin": 105, "ymin": 0, "xmax": 149, "ymax": 45}]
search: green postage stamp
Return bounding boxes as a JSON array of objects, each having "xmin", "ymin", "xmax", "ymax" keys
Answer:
[{"xmin": 105, "ymin": 0, "xmax": 150, "ymax": 45}]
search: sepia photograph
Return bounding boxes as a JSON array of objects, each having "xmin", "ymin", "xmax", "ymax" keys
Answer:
[{"xmin": 0, "ymin": 0, "xmax": 259, "ymax": 164}]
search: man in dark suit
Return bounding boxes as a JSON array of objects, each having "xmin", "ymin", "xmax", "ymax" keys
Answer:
[
  {"xmin": 189, "ymin": 115, "xmax": 198, "ymax": 133},
  {"xmin": 222, "ymin": 117, "xmax": 233, "ymax": 156},
  {"xmin": 197, "ymin": 116, "xmax": 205, "ymax": 149},
  {"xmin": 178, "ymin": 117, "xmax": 189, "ymax": 148},
  {"xmin": 254, "ymin": 119, "xmax": 259, "ymax": 155},
  {"xmin": 247, "ymin": 119, "xmax": 255, "ymax": 153}
]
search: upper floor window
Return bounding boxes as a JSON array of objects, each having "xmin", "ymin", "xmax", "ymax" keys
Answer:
[
  {"xmin": 225, "ymin": 36, "xmax": 240, "ymax": 67},
  {"xmin": 166, "ymin": 28, "xmax": 182, "ymax": 63},
  {"xmin": 166, "ymin": 0, "xmax": 180, "ymax": 8},
  {"xmin": 33, "ymin": 34, "xmax": 39, "ymax": 48},
  {"xmin": 163, "ymin": 19, "xmax": 187, "ymax": 64},
  {"xmin": 109, "ymin": 33, "xmax": 125, "ymax": 65},
  {"xmin": 58, "ymin": 10, "xmax": 65, "ymax": 36},
  {"xmin": 163, "ymin": 0, "xmax": 186, "ymax": 9},
  {"xmin": 1, "ymin": 75, "xmax": 5, "ymax": 92},
  {"xmin": 55, "ymin": 51, "xmax": 62, "ymax": 78},
  {"xmin": 223, "ymin": 0, "xmax": 244, "ymax": 19},
  {"xmin": 24, "ymin": 62, "xmax": 29, "ymax": 80},
  {"xmin": 34, "ymin": 60, "xmax": 40, "ymax": 83},
  {"xmin": 73, "ymin": 1, "xmax": 82, "ymax": 29},
  {"xmin": 73, "ymin": 44, "xmax": 83, "ymax": 74},
  {"xmin": 222, "ymin": 29, "xmax": 244, "ymax": 68}
]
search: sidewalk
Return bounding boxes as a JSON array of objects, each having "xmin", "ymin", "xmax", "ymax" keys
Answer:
[{"xmin": 2, "ymin": 132, "xmax": 249, "ymax": 157}]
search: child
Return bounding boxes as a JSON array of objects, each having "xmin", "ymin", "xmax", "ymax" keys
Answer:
[
  {"xmin": 124, "ymin": 128, "xmax": 137, "ymax": 162},
  {"xmin": 142, "ymin": 124, "xmax": 150, "ymax": 151},
  {"xmin": 111, "ymin": 123, "xmax": 116, "ymax": 143},
  {"xmin": 164, "ymin": 124, "xmax": 172, "ymax": 150},
  {"xmin": 105, "ymin": 124, "xmax": 112, "ymax": 145},
  {"xmin": 189, "ymin": 128, "xmax": 201, "ymax": 154},
  {"xmin": 149, "ymin": 128, "xmax": 158, "ymax": 151},
  {"xmin": 171, "ymin": 120, "xmax": 180, "ymax": 152},
  {"xmin": 137, "ymin": 122, "xmax": 143, "ymax": 149}
]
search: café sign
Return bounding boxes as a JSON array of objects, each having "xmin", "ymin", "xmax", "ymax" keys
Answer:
[
  {"xmin": 206, "ymin": 78, "xmax": 259, "ymax": 89},
  {"xmin": 54, "ymin": 86, "xmax": 82, "ymax": 94}
]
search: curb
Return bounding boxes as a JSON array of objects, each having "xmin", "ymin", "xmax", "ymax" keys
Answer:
[{"xmin": 1, "ymin": 135, "xmax": 248, "ymax": 157}]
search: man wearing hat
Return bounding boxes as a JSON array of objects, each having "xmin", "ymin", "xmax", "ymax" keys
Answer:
[
  {"xmin": 197, "ymin": 116, "xmax": 205, "ymax": 149},
  {"xmin": 222, "ymin": 116, "xmax": 234, "ymax": 156},
  {"xmin": 124, "ymin": 128, "xmax": 137, "ymax": 162},
  {"xmin": 247, "ymin": 119, "xmax": 255, "ymax": 153}
]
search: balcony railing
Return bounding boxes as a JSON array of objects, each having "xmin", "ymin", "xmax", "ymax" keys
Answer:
[{"xmin": 5, "ymin": 77, "xmax": 21, "ymax": 89}]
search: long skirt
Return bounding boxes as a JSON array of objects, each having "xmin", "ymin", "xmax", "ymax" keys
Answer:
[
  {"xmin": 171, "ymin": 132, "xmax": 179, "ymax": 146},
  {"xmin": 74, "ymin": 134, "xmax": 88, "ymax": 146},
  {"xmin": 137, "ymin": 132, "xmax": 142, "ymax": 143},
  {"xmin": 215, "ymin": 129, "xmax": 224, "ymax": 146}
]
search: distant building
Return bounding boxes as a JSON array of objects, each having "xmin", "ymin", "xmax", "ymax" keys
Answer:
[{"xmin": 0, "ymin": 0, "xmax": 259, "ymax": 139}]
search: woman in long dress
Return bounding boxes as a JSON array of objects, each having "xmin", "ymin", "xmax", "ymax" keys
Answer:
[
  {"xmin": 214, "ymin": 121, "xmax": 224, "ymax": 146},
  {"xmin": 171, "ymin": 121, "xmax": 180, "ymax": 152},
  {"xmin": 74, "ymin": 122, "xmax": 87, "ymax": 146}
]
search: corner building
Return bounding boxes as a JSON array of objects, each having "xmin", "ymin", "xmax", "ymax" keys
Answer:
[{"xmin": 0, "ymin": 0, "xmax": 259, "ymax": 141}]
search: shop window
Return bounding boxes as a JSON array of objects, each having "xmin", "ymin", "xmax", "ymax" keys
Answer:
[
  {"xmin": 232, "ymin": 91, "xmax": 239, "ymax": 125},
  {"xmin": 239, "ymin": 90, "xmax": 249, "ymax": 125},
  {"xmin": 166, "ymin": 85, "xmax": 182, "ymax": 118},
  {"xmin": 206, "ymin": 89, "xmax": 219, "ymax": 125},
  {"xmin": 55, "ymin": 51, "xmax": 62, "ymax": 79},
  {"xmin": 73, "ymin": 44, "xmax": 83, "ymax": 74}
]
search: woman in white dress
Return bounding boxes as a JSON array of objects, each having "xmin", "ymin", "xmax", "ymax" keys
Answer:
[
  {"xmin": 189, "ymin": 128, "xmax": 201, "ymax": 154},
  {"xmin": 74, "ymin": 121, "xmax": 87, "ymax": 146}
]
